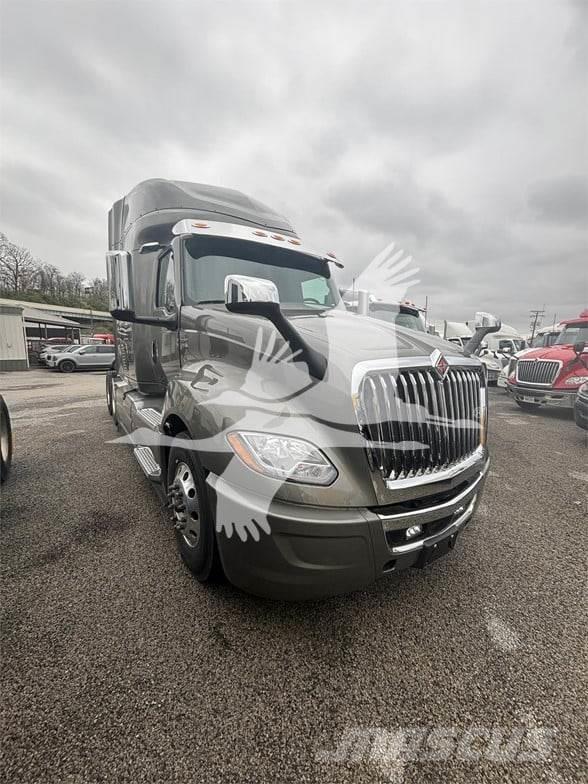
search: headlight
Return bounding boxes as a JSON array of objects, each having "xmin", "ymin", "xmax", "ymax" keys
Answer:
[
  {"xmin": 227, "ymin": 431, "xmax": 338, "ymax": 485},
  {"xmin": 564, "ymin": 376, "xmax": 587, "ymax": 386}
]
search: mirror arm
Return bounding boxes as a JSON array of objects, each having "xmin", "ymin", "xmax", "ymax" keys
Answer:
[
  {"xmin": 463, "ymin": 323, "xmax": 501, "ymax": 357},
  {"xmin": 226, "ymin": 301, "xmax": 327, "ymax": 380},
  {"xmin": 111, "ymin": 309, "xmax": 178, "ymax": 331}
]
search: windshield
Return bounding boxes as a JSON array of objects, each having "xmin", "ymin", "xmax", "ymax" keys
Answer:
[
  {"xmin": 532, "ymin": 332, "xmax": 559, "ymax": 347},
  {"xmin": 183, "ymin": 236, "xmax": 340, "ymax": 310},
  {"xmin": 556, "ymin": 324, "xmax": 588, "ymax": 345},
  {"xmin": 369, "ymin": 306, "xmax": 425, "ymax": 332}
]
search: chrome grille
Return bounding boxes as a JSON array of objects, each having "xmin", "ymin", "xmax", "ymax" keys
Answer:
[
  {"xmin": 357, "ymin": 366, "xmax": 482, "ymax": 481},
  {"xmin": 516, "ymin": 359, "xmax": 559, "ymax": 386}
]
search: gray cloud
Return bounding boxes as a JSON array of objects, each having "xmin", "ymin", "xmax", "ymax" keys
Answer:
[
  {"xmin": 0, "ymin": 0, "xmax": 586, "ymax": 332},
  {"xmin": 527, "ymin": 176, "xmax": 588, "ymax": 226}
]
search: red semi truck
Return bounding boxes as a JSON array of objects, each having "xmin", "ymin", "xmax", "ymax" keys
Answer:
[{"xmin": 506, "ymin": 310, "xmax": 588, "ymax": 411}]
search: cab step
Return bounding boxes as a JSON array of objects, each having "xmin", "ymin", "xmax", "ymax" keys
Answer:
[
  {"xmin": 137, "ymin": 407, "xmax": 163, "ymax": 429},
  {"xmin": 133, "ymin": 446, "xmax": 161, "ymax": 479}
]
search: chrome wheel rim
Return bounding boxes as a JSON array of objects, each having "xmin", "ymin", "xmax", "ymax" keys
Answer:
[{"xmin": 173, "ymin": 462, "xmax": 201, "ymax": 548}]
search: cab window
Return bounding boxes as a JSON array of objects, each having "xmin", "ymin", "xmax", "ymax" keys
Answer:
[
  {"xmin": 157, "ymin": 252, "xmax": 176, "ymax": 311},
  {"xmin": 301, "ymin": 277, "xmax": 331, "ymax": 305}
]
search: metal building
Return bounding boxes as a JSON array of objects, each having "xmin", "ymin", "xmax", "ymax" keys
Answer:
[{"xmin": 0, "ymin": 303, "xmax": 28, "ymax": 370}]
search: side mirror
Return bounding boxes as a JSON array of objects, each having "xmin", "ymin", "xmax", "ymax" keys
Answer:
[
  {"xmin": 106, "ymin": 250, "xmax": 177, "ymax": 329},
  {"xmin": 463, "ymin": 312, "xmax": 501, "ymax": 356},
  {"xmin": 107, "ymin": 251, "xmax": 134, "ymax": 320},
  {"xmin": 224, "ymin": 274, "xmax": 327, "ymax": 380},
  {"xmin": 224, "ymin": 275, "xmax": 280, "ymax": 307},
  {"xmin": 573, "ymin": 340, "xmax": 586, "ymax": 356}
]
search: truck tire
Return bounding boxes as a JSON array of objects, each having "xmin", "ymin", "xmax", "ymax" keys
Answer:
[
  {"xmin": 167, "ymin": 433, "xmax": 224, "ymax": 584},
  {"xmin": 0, "ymin": 396, "xmax": 13, "ymax": 484},
  {"xmin": 516, "ymin": 400, "xmax": 541, "ymax": 412},
  {"xmin": 59, "ymin": 359, "xmax": 75, "ymax": 373}
]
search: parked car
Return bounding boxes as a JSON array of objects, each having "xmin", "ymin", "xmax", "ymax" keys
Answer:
[
  {"xmin": 0, "ymin": 395, "xmax": 13, "ymax": 483},
  {"xmin": 44, "ymin": 344, "xmax": 83, "ymax": 367},
  {"xmin": 39, "ymin": 344, "xmax": 72, "ymax": 365},
  {"xmin": 574, "ymin": 381, "xmax": 588, "ymax": 430},
  {"xmin": 49, "ymin": 344, "xmax": 115, "ymax": 372}
]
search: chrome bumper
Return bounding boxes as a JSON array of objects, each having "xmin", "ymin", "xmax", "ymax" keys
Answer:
[
  {"xmin": 375, "ymin": 460, "xmax": 488, "ymax": 554},
  {"xmin": 507, "ymin": 383, "xmax": 576, "ymax": 408}
]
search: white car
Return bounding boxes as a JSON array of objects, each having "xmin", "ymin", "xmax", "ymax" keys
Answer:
[
  {"xmin": 47, "ymin": 344, "xmax": 115, "ymax": 372},
  {"xmin": 39, "ymin": 344, "xmax": 71, "ymax": 365}
]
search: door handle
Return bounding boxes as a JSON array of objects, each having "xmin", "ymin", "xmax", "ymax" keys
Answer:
[{"xmin": 152, "ymin": 340, "xmax": 158, "ymax": 364}]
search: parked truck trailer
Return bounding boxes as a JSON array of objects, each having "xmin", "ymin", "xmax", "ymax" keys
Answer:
[{"xmin": 106, "ymin": 178, "xmax": 497, "ymax": 600}]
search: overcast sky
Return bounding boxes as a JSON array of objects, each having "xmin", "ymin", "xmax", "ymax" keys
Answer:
[{"xmin": 1, "ymin": 0, "xmax": 586, "ymax": 331}]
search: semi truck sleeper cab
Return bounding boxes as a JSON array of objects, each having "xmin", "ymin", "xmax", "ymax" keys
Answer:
[{"xmin": 106, "ymin": 178, "xmax": 497, "ymax": 600}]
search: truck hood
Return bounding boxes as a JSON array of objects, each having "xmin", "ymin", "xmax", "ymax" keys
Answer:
[
  {"xmin": 516, "ymin": 345, "xmax": 587, "ymax": 363},
  {"xmin": 289, "ymin": 308, "xmax": 467, "ymax": 368}
]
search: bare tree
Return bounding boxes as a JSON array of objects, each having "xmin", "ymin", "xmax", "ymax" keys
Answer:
[
  {"xmin": 37, "ymin": 263, "xmax": 62, "ymax": 297},
  {"xmin": 0, "ymin": 234, "xmax": 40, "ymax": 293},
  {"xmin": 0, "ymin": 232, "xmax": 108, "ymax": 309}
]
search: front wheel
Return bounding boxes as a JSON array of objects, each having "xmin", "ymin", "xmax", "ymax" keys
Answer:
[
  {"xmin": 59, "ymin": 359, "xmax": 75, "ymax": 373},
  {"xmin": 516, "ymin": 400, "xmax": 541, "ymax": 412},
  {"xmin": 167, "ymin": 433, "xmax": 223, "ymax": 583}
]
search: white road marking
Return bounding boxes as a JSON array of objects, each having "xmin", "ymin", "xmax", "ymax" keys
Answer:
[
  {"xmin": 486, "ymin": 613, "xmax": 520, "ymax": 652},
  {"xmin": 569, "ymin": 471, "xmax": 588, "ymax": 483}
]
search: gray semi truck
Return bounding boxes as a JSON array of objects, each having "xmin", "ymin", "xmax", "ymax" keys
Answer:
[{"xmin": 106, "ymin": 178, "xmax": 497, "ymax": 600}]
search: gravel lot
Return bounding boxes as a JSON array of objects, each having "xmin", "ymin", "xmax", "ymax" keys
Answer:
[{"xmin": 1, "ymin": 369, "xmax": 586, "ymax": 783}]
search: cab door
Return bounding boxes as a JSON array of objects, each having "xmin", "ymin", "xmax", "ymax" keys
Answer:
[{"xmin": 153, "ymin": 248, "xmax": 180, "ymax": 383}]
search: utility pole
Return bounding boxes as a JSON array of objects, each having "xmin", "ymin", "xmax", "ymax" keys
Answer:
[{"xmin": 529, "ymin": 307, "xmax": 545, "ymax": 343}]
